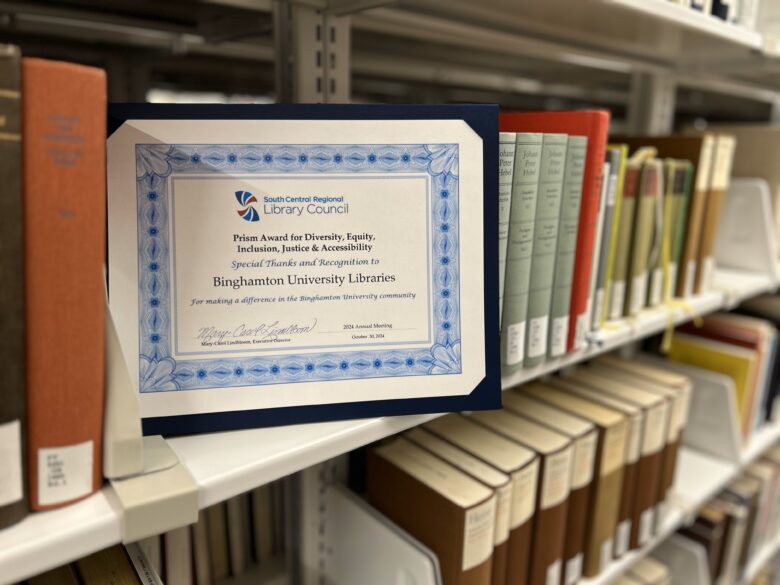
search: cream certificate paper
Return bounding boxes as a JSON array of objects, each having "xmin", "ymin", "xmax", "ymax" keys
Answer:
[{"xmin": 108, "ymin": 119, "xmax": 485, "ymax": 419}]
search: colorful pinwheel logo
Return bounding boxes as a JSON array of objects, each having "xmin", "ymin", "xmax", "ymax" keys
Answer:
[{"xmin": 235, "ymin": 190, "xmax": 260, "ymax": 222}]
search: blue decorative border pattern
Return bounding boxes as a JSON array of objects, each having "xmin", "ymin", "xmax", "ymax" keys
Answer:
[{"xmin": 136, "ymin": 143, "xmax": 460, "ymax": 392}]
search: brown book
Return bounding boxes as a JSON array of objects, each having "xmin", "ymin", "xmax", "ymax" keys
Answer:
[
  {"xmin": 571, "ymin": 367, "xmax": 671, "ymax": 549},
  {"xmin": 708, "ymin": 497, "xmax": 748, "ymax": 583},
  {"xmin": 518, "ymin": 382, "xmax": 628, "ymax": 578},
  {"xmin": 628, "ymin": 556, "xmax": 671, "ymax": 585},
  {"xmin": 76, "ymin": 545, "xmax": 142, "ymax": 584},
  {"xmin": 694, "ymin": 134, "xmax": 735, "ymax": 293},
  {"xmin": 680, "ymin": 504, "xmax": 728, "ymax": 580},
  {"xmin": 22, "ymin": 58, "xmax": 106, "ymax": 510},
  {"xmin": 407, "ymin": 427, "xmax": 513, "ymax": 585},
  {"xmin": 594, "ymin": 354, "xmax": 692, "ymax": 516},
  {"xmin": 28, "ymin": 565, "xmax": 81, "ymax": 585},
  {"xmin": 367, "ymin": 437, "xmax": 496, "ymax": 585},
  {"xmin": 426, "ymin": 415, "xmax": 539, "ymax": 585},
  {"xmin": 544, "ymin": 378, "xmax": 642, "ymax": 559},
  {"xmin": 614, "ymin": 135, "xmax": 716, "ymax": 298},
  {"xmin": 503, "ymin": 388, "xmax": 597, "ymax": 585},
  {"xmin": 470, "ymin": 410, "xmax": 573, "ymax": 585},
  {"xmin": 0, "ymin": 43, "xmax": 27, "ymax": 529}
]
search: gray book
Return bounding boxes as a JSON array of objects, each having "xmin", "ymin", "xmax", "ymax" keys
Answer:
[
  {"xmin": 498, "ymin": 132, "xmax": 516, "ymax": 329},
  {"xmin": 524, "ymin": 133, "xmax": 568, "ymax": 367},
  {"xmin": 591, "ymin": 151, "xmax": 621, "ymax": 330},
  {"xmin": 547, "ymin": 136, "xmax": 588, "ymax": 358},
  {"xmin": 586, "ymin": 161, "xmax": 610, "ymax": 334},
  {"xmin": 500, "ymin": 133, "xmax": 543, "ymax": 372}
]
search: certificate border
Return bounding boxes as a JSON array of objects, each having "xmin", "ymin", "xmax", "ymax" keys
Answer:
[{"xmin": 136, "ymin": 143, "xmax": 462, "ymax": 392}]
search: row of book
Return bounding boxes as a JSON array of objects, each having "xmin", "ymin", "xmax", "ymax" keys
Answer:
[
  {"xmin": 17, "ymin": 479, "xmax": 286, "ymax": 585},
  {"xmin": 366, "ymin": 354, "xmax": 693, "ymax": 585},
  {"xmin": 498, "ymin": 108, "xmax": 737, "ymax": 372},
  {"xmin": 678, "ymin": 449, "xmax": 780, "ymax": 585},
  {"xmin": 668, "ymin": 0, "xmax": 761, "ymax": 29}
]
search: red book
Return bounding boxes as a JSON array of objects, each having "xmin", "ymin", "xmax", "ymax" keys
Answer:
[
  {"xmin": 500, "ymin": 110, "xmax": 610, "ymax": 352},
  {"xmin": 22, "ymin": 58, "xmax": 106, "ymax": 510}
]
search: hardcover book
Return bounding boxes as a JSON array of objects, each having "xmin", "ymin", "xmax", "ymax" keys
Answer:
[
  {"xmin": 609, "ymin": 159, "xmax": 640, "ymax": 320},
  {"xmin": 23, "ymin": 58, "xmax": 106, "ymax": 510},
  {"xmin": 107, "ymin": 104, "xmax": 500, "ymax": 434},
  {"xmin": 500, "ymin": 110, "xmax": 611, "ymax": 351},
  {"xmin": 498, "ymin": 133, "xmax": 516, "ymax": 328},
  {"xmin": 592, "ymin": 150, "xmax": 621, "ymax": 329},
  {"xmin": 586, "ymin": 162, "xmax": 609, "ymax": 331},
  {"xmin": 601, "ymin": 145, "xmax": 628, "ymax": 327}
]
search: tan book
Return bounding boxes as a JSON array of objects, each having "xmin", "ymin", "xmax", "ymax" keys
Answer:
[
  {"xmin": 407, "ymin": 427, "xmax": 513, "ymax": 585},
  {"xmin": 594, "ymin": 354, "xmax": 692, "ymax": 511},
  {"xmin": 615, "ymin": 135, "xmax": 717, "ymax": 298},
  {"xmin": 545, "ymin": 377, "xmax": 643, "ymax": 560},
  {"xmin": 519, "ymin": 382, "xmax": 628, "ymax": 577},
  {"xmin": 724, "ymin": 475, "xmax": 763, "ymax": 568},
  {"xmin": 744, "ymin": 461, "xmax": 778, "ymax": 556},
  {"xmin": 470, "ymin": 410, "xmax": 573, "ymax": 585},
  {"xmin": 426, "ymin": 415, "xmax": 539, "ymax": 585},
  {"xmin": 77, "ymin": 545, "xmax": 142, "ymax": 585},
  {"xmin": 192, "ymin": 511, "xmax": 211, "ymax": 585},
  {"xmin": 251, "ymin": 484, "xmax": 274, "ymax": 562},
  {"xmin": 28, "ymin": 565, "xmax": 81, "ymax": 585},
  {"xmin": 571, "ymin": 368, "xmax": 671, "ymax": 549},
  {"xmin": 503, "ymin": 388, "xmax": 597, "ymax": 585},
  {"xmin": 695, "ymin": 134, "xmax": 736, "ymax": 293},
  {"xmin": 629, "ymin": 556, "xmax": 670, "ymax": 585},
  {"xmin": 206, "ymin": 502, "xmax": 230, "ymax": 580},
  {"xmin": 367, "ymin": 437, "xmax": 496, "ymax": 585}
]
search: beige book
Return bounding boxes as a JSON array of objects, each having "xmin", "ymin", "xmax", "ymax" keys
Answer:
[
  {"xmin": 77, "ymin": 545, "xmax": 143, "ymax": 585},
  {"xmin": 570, "ymin": 368, "xmax": 671, "ymax": 549},
  {"xmin": 252, "ymin": 484, "xmax": 274, "ymax": 562},
  {"xmin": 192, "ymin": 511, "xmax": 211, "ymax": 585},
  {"xmin": 519, "ymin": 382, "xmax": 627, "ymax": 578},
  {"xmin": 546, "ymin": 378, "xmax": 643, "ymax": 560},
  {"xmin": 137, "ymin": 535, "xmax": 162, "ymax": 577},
  {"xmin": 470, "ymin": 410, "xmax": 573, "ymax": 585},
  {"xmin": 407, "ymin": 427, "xmax": 513, "ymax": 585},
  {"xmin": 368, "ymin": 437, "xmax": 497, "ymax": 585},
  {"xmin": 165, "ymin": 527, "xmax": 193, "ymax": 585},
  {"xmin": 503, "ymin": 388, "xmax": 597, "ymax": 585},
  {"xmin": 744, "ymin": 461, "xmax": 778, "ymax": 556},
  {"xmin": 426, "ymin": 414, "xmax": 539, "ymax": 585},
  {"xmin": 596, "ymin": 355, "xmax": 692, "ymax": 501},
  {"xmin": 629, "ymin": 556, "xmax": 671, "ymax": 585},
  {"xmin": 227, "ymin": 493, "xmax": 251, "ymax": 576},
  {"xmin": 206, "ymin": 502, "xmax": 230, "ymax": 579}
]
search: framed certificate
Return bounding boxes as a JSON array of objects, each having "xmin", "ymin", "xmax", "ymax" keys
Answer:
[{"xmin": 107, "ymin": 104, "xmax": 499, "ymax": 435}]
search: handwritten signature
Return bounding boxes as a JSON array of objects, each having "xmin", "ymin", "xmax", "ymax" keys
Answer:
[{"xmin": 196, "ymin": 319, "xmax": 318, "ymax": 343}]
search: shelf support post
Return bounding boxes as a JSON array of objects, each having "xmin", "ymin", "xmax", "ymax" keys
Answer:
[{"xmin": 627, "ymin": 72, "xmax": 677, "ymax": 136}]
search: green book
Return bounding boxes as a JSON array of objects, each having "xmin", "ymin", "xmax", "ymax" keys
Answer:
[
  {"xmin": 670, "ymin": 160, "xmax": 694, "ymax": 297},
  {"xmin": 501, "ymin": 133, "xmax": 543, "ymax": 372},
  {"xmin": 547, "ymin": 136, "xmax": 587, "ymax": 358},
  {"xmin": 524, "ymin": 134, "xmax": 567, "ymax": 367},
  {"xmin": 498, "ymin": 132, "xmax": 516, "ymax": 328},
  {"xmin": 608, "ymin": 160, "xmax": 641, "ymax": 320},
  {"xmin": 591, "ymin": 150, "xmax": 621, "ymax": 330}
]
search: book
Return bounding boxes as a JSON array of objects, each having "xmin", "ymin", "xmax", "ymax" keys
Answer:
[
  {"xmin": 628, "ymin": 556, "xmax": 670, "ymax": 585},
  {"xmin": 570, "ymin": 368, "xmax": 671, "ymax": 549},
  {"xmin": 206, "ymin": 502, "xmax": 230, "ymax": 579},
  {"xmin": 647, "ymin": 160, "xmax": 672, "ymax": 308},
  {"xmin": 601, "ymin": 145, "xmax": 628, "ymax": 327},
  {"xmin": 525, "ymin": 134, "xmax": 567, "ymax": 366},
  {"xmin": 23, "ymin": 58, "xmax": 106, "ymax": 510},
  {"xmin": 680, "ymin": 504, "xmax": 729, "ymax": 580},
  {"xmin": 549, "ymin": 377, "xmax": 643, "ymax": 558},
  {"xmin": 743, "ymin": 461, "xmax": 778, "ymax": 555},
  {"xmin": 28, "ymin": 565, "xmax": 81, "ymax": 585},
  {"xmin": 695, "ymin": 134, "xmax": 736, "ymax": 293},
  {"xmin": 426, "ymin": 414, "xmax": 539, "ymax": 585},
  {"xmin": 407, "ymin": 427, "xmax": 513, "ymax": 585},
  {"xmin": 592, "ymin": 150, "xmax": 622, "ymax": 330},
  {"xmin": 227, "ymin": 493, "xmax": 252, "ymax": 576},
  {"xmin": 165, "ymin": 526, "xmax": 193, "ymax": 585},
  {"xmin": 469, "ymin": 410, "xmax": 572, "ymax": 585},
  {"xmin": 500, "ymin": 110, "xmax": 611, "ymax": 351},
  {"xmin": 586, "ymin": 161, "xmax": 610, "ymax": 331},
  {"xmin": 193, "ymin": 511, "xmax": 212, "ymax": 585},
  {"xmin": 711, "ymin": 497, "xmax": 749, "ymax": 585},
  {"xmin": 0, "ymin": 43, "xmax": 26, "ymax": 529},
  {"xmin": 548, "ymin": 136, "xmax": 588, "ymax": 358},
  {"xmin": 137, "ymin": 535, "xmax": 162, "ymax": 577},
  {"xmin": 520, "ymin": 381, "xmax": 628, "ymax": 577},
  {"xmin": 367, "ymin": 437, "xmax": 497, "ymax": 585},
  {"xmin": 667, "ymin": 160, "xmax": 694, "ymax": 299},
  {"xmin": 626, "ymin": 157, "xmax": 662, "ymax": 317},
  {"xmin": 252, "ymin": 484, "xmax": 274, "ymax": 562},
  {"xmin": 503, "ymin": 388, "xmax": 597, "ymax": 585},
  {"xmin": 614, "ymin": 135, "xmax": 716, "ymax": 298},
  {"xmin": 77, "ymin": 545, "xmax": 143, "ymax": 585},
  {"xmin": 723, "ymin": 475, "xmax": 762, "ymax": 568},
  {"xmin": 498, "ymin": 133, "xmax": 516, "ymax": 328},
  {"xmin": 609, "ymin": 158, "xmax": 640, "ymax": 320},
  {"xmin": 501, "ymin": 133, "xmax": 544, "ymax": 371},
  {"xmin": 738, "ymin": 295, "xmax": 780, "ymax": 422}
]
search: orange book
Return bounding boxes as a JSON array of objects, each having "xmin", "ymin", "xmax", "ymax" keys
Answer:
[
  {"xmin": 499, "ymin": 111, "xmax": 610, "ymax": 352},
  {"xmin": 22, "ymin": 58, "xmax": 106, "ymax": 510}
]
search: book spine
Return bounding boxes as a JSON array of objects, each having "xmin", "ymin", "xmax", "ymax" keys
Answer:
[
  {"xmin": 524, "ymin": 134, "xmax": 567, "ymax": 367},
  {"xmin": 586, "ymin": 162, "xmax": 610, "ymax": 333},
  {"xmin": 227, "ymin": 493, "xmax": 251, "ymax": 576},
  {"xmin": 648, "ymin": 163, "xmax": 671, "ymax": 308},
  {"xmin": 670, "ymin": 164, "xmax": 692, "ymax": 297},
  {"xmin": 564, "ymin": 431, "xmax": 597, "ymax": 585},
  {"xmin": 501, "ymin": 134, "xmax": 543, "ymax": 372},
  {"xmin": 548, "ymin": 136, "xmax": 587, "ymax": 358},
  {"xmin": 601, "ymin": 146, "xmax": 627, "ymax": 327},
  {"xmin": 677, "ymin": 135, "xmax": 715, "ymax": 298},
  {"xmin": 695, "ymin": 135, "xmax": 736, "ymax": 293},
  {"xmin": 498, "ymin": 133, "xmax": 517, "ymax": 329},
  {"xmin": 626, "ymin": 161, "xmax": 661, "ymax": 317},
  {"xmin": 609, "ymin": 165, "xmax": 640, "ymax": 320},
  {"xmin": 23, "ymin": 58, "xmax": 106, "ymax": 510},
  {"xmin": 568, "ymin": 117, "xmax": 609, "ymax": 351},
  {"xmin": 165, "ymin": 527, "xmax": 194, "ymax": 585},
  {"xmin": 192, "ymin": 511, "xmax": 212, "ymax": 585},
  {"xmin": 506, "ymin": 458, "xmax": 540, "ymax": 585},
  {"xmin": 206, "ymin": 503, "xmax": 230, "ymax": 579},
  {"xmin": 252, "ymin": 485, "xmax": 274, "ymax": 562},
  {"xmin": 0, "ymin": 44, "xmax": 26, "ymax": 528},
  {"xmin": 592, "ymin": 152, "xmax": 620, "ymax": 330},
  {"xmin": 615, "ymin": 414, "xmax": 642, "ymax": 557}
]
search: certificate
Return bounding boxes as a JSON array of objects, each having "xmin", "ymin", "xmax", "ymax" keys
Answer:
[{"xmin": 107, "ymin": 104, "xmax": 499, "ymax": 434}]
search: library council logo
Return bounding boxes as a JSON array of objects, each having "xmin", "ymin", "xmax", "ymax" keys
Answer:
[{"xmin": 235, "ymin": 190, "xmax": 260, "ymax": 222}]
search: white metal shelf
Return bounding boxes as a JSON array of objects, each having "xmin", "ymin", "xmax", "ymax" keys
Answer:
[{"xmin": 0, "ymin": 271, "xmax": 775, "ymax": 584}]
